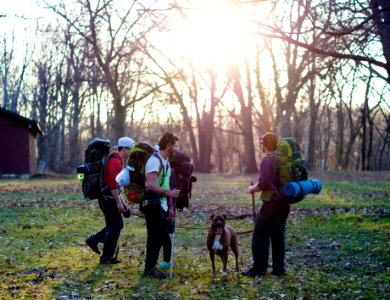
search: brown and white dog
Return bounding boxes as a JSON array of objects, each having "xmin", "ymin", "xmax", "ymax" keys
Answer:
[{"xmin": 207, "ymin": 214, "xmax": 239, "ymax": 275}]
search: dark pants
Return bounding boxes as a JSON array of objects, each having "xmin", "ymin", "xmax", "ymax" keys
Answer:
[
  {"xmin": 176, "ymin": 194, "xmax": 189, "ymax": 210},
  {"xmin": 143, "ymin": 204, "xmax": 171, "ymax": 270},
  {"xmin": 87, "ymin": 195, "xmax": 124, "ymax": 260},
  {"xmin": 252, "ymin": 200, "xmax": 290, "ymax": 272}
]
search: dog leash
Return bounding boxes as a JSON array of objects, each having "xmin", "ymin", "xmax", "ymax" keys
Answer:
[
  {"xmin": 128, "ymin": 213, "xmax": 254, "ymax": 234},
  {"xmin": 174, "ymin": 225, "xmax": 253, "ymax": 235}
]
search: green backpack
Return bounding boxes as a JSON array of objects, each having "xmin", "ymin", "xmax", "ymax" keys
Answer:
[
  {"xmin": 261, "ymin": 137, "xmax": 308, "ymax": 203},
  {"xmin": 122, "ymin": 142, "xmax": 167, "ymax": 205},
  {"xmin": 276, "ymin": 137, "xmax": 308, "ymax": 184},
  {"xmin": 122, "ymin": 142, "xmax": 156, "ymax": 204}
]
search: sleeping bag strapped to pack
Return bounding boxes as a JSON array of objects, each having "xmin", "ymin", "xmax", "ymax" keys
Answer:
[{"xmin": 76, "ymin": 138, "xmax": 110, "ymax": 200}]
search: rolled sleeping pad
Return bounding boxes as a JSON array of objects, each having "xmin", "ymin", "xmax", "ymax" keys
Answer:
[{"xmin": 282, "ymin": 179, "xmax": 322, "ymax": 198}]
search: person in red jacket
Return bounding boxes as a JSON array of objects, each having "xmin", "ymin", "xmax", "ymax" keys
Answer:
[{"xmin": 86, "ymin": 137, "xmax": 135, "ymax": 264}]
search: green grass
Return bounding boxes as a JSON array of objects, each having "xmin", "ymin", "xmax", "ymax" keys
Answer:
[{"xmin": 0, "ymin": 173, "xmax": 389, "ymax": 299}]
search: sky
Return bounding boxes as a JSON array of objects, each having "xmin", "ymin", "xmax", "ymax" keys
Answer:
[
  {"xmin": 1, "ymin": 0, "xmax": 387, "ymax": 112},
  {"xmin": 2, "ymin": 0, "xmax": 47, "ymax": 20},
  {"xmin": 1, "ymin": 0, "xmax": 49, "ymax": 39}
]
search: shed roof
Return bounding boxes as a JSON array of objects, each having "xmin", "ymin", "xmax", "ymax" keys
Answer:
[{"xmin": 0, "ymin": 107, "xmax": 43, "ymax": 136}]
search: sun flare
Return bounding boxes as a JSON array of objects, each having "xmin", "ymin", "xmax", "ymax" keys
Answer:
[{"xmin": 170, "ymin": 1, "xmax": 259, "ymax": 68}]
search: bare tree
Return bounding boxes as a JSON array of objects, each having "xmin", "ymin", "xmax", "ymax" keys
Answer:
[
  {"xmin": 1, "ymin": 32, "xmax": 34, "ymax": 111},
  {"xmin": 228, "ymin": 63, "xmax": 258, "ymax": 173},
  {"xmin": 257, "ymin": 0, "xmax": 389, "ymax": 82},
  {"xmin": 46, "ymin": 0, "xmax": 160, "ymax": 140}
]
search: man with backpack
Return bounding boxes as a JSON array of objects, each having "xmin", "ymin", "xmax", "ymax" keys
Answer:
[
  {"xmin": 86, "ymin": 137, "xmax": 135, "ymax": 264},
  {"xmin": 242, "ymin": 132, "xmax": 290, "ymax": 277},
  {"xmin": 142, "ymin": 132, "xmax": 181, "ymax": 278}
]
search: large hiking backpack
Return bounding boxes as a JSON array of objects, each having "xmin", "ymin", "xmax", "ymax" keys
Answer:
[
  {"xmin": 169, "ymin": 150, "xmax": 195, "ymax": 194},
  {"xmin": 169, "ymin": 150, "xmax": 196, "ymax": 209},
  {"xmin": 124, "ymin": 142, "xmax": 155, "ymax": 204},
  {"xmin": 276, "ymin": 137, "xmax": 308, "ymax": 184},
  {"xmin": 76, "ymin": 138, "xmax": 111, "ymax": 200},
  {"xmin": 271, "ymin": 137, "xmax": 309, "ymax": 204}
]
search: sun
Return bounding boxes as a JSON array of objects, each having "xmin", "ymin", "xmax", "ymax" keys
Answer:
[{"xmin": 168, "ymin": 0, "xmax": 260, "ymax": 69}]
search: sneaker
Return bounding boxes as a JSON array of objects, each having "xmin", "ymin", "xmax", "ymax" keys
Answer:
[
  {"xmin": 100, "ymin": 257, "xmax": 121, "ymax": 264},
  {"xmin": 86, "ymin": 239, "xmax": 101, "ymax": 255},
  {"xmin": 182, "ymin": 207, "xmax": 188, "ymax": 212},
  {"xmin": 159, "ymin": 261, "xmax": 171, "ymax": 270},
  {"xmin": 241, "ymin": 267, "xmax": 266, "ymax": 277},
  {"xmin": 143, "ymin": 267, "xmax": 167, "ymax": 279}
]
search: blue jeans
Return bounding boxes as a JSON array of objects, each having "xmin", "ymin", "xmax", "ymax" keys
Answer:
[{"xmin": 87, "ymin": 195, "xmax": 124, "ymax": 259}]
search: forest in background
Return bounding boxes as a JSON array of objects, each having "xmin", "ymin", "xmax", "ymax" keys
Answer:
[{"xmin": 1, "ymin": 0, "xmax": 389, "ymax": 173}]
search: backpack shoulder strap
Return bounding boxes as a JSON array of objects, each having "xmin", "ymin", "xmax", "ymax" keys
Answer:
[
  {"xmin": 100, "ymin": 152, "xmax": 116, "ymax": 194},
  {"xmin": 264, "ymin": 153, "xmax": 285, "ymax": 200},
  {"xmin": 152, "ymin": 153, "xmax": 169, "ymax": 187}
]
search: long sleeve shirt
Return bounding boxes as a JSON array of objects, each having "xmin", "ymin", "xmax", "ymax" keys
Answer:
[
  {"xmin": 103, "ymin": 152, "xmax": 123, "ymax": 191},
  {"xmin": 256, "ymin": 156, "xmax": 279, "ymax": 192}
]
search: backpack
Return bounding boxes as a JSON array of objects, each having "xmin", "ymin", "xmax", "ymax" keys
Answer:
[
  {"xmin": 123, "ymin": 142, "xmax": 156, "ymax": 204},
  {"xmin": 276, "ymin": 137, "xmax": 308, "ymax": 184},
  {"xmin": 169, "ymin": 150, "xmax": 196, "ymax": 197},
  {"xmin": 268, "ymin": 137, "xmax": 309, "ymax": 204},
  {"xmin": 76, "ymin": 138, "xmax": 111, "ymax": 200}
]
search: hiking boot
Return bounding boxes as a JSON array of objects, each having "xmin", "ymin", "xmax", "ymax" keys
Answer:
[
  {"xmin": 271, "ymin": 269, "xmax": 286, "ymax": 276},
  {"xmin": 159, "ymin": 261, "xmax": 171, "ymax": 270},
  {"xmin": 86, "ymin": 239, "xmax": 101, "ymax": 255},
  {"xmin": 143, "ymin": 267, "xmax": 167, "ymax": 279},
  {"xmin": 241, "ymin": 267, "xmax": 266, "ymax": 277},
  {"xmin": 100, "ymin": 257, "xmax": 121, "ymax": 264}
]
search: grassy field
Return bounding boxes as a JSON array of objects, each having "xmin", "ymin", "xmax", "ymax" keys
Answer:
[{"xmin": 0, "ymin": 172, "xmax": 389, "ymax": 299}]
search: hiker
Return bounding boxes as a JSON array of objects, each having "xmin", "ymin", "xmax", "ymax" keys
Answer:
[
  {"xmin": 142, "ymin": 132, "xmax": 181, "ymax": 278},
  {"xmin": 86, "ymin": 137, "xmax": 135, "ymax": 264},
  {"xmin": 169, "ymin": 150, "xmax": 196, "ymax": 212},
  {"xmin": 157, "ymin": 165, "xmax": 178, "ymax": 273},
  {"xmin": 242, "ymin": 132, "xmax": 290, "ymax": 277}
]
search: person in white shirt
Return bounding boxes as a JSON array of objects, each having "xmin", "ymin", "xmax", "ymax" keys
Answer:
[{"xmin": 142, "ymin": 132, "xmax": 181, "ymax": 279}]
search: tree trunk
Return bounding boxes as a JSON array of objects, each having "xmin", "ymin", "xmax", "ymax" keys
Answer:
[
  {"xmin": 197, "ymin": 72, "xmax": 218, "ymax": 172},
  {"xmin": 307, "ymin": 78, "xmax": 319, "ymax": 170},
  {"xmin": 230, "ymin": 64, "xmax": 258, "ymax": 174},
  {"xmin": 335, "ymin": 102, "xmax": 345, "ymax": 167},
  {"xmin": 371, "ymin": 0, "xmax": 390, "ymax": 78},
  {"xmin": 241, "ymin": 105, "xmax": 258, "ymax": 173}
]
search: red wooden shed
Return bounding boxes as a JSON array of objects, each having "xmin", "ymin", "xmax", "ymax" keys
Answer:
[{"xmin": 0, "ymin": 108, "xmax": 43, "ymax": 176}]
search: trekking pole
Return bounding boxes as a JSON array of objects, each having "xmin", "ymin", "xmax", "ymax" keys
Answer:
[
  {"xmin": 169, "ymin": 231, "xmax": 175, "ymax": 280},
  {"xmin": 250, "ymin": 181, "xmax": 256, "ymax": 223}
]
